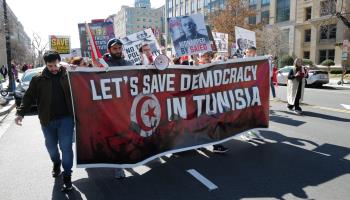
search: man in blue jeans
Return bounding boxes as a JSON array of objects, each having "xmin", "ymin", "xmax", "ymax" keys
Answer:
[{"xmin": 15, "ymin": 51, "xmax": 74, "ymax": 192}]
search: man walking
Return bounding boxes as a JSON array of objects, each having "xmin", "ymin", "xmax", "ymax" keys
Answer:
[
  {"xmin": 103, "ymin": 38, "xmax": 133, "ymax": 179},
  {"xmin": 14, "ymin": 51, "xmax": 75, "ymax": 192}
]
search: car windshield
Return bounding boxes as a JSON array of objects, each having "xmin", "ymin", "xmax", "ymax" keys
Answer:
[{"xmin": 22, "ymin": 71, "xmax": 40, "ymax": 82}]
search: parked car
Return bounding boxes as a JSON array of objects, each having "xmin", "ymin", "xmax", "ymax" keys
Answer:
[
  {"xmin": 277, "ymin": 66, "xmax": 329, "ymax": 87},
  {"xmin": 14, "ymin": 67, "xmax": 44, "ymax": 107}
]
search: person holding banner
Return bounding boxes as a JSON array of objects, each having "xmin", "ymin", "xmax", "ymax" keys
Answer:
[
  {"xmin": 14, "ymin": 51, "xmax": 75, "ymax": 192},
  {"xmin": 104, "ymin": 38, "xmax": 132, "ymax": 179},
  {"xmin": 287, "ymin": 58, "xmax": 308, "ymax": 115},
  {"xmin": 103, "ymin": 38, "xmax": 132, "ymax": 67},
  {"xmin": 138, "ymin": 43, "xmax": 154, "ymax": 65},
  {"xmin": 197, "ymin": 51, "xmax": 229, "ymax": 153}
]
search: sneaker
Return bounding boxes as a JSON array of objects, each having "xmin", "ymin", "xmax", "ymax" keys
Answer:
[
  {"xmin": 115, "ymin": 168, "xmax": 125, "ymax": 179},
  {"xmin": 52, "ymin": 161, "xmax": 61, "ymax": 178},
  {"xmin": 213, "ymin": 145, "xmax": 229, "ymax": 154},
  {"xmin": 294, "ymin": 110, "xmax": 302, "ymax": 115},
  {"xmin": 287, "ymin": 105, "xmax": 294, "ymax": 111},
  {"xmin": 61, "ymin": 175, "xmax": 73, "ymax": 192}
]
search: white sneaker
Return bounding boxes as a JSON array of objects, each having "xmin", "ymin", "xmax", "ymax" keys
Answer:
[{"xmin": 114, "ymin": 168, "xmax": 125, "ymax": 179}]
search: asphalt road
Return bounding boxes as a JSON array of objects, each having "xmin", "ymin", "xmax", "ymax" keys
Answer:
[{"xmin": 0, "ymin": 86, "xmax": 349, "ymax": 200}]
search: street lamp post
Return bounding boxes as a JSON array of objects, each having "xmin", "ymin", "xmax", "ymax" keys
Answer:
[{"xmin": 3, "ymin": 0, "xmax": 14, "ymax": 93}]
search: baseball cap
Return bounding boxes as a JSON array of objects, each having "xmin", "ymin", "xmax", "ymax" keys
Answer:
[{"xmin": 107, "ymin": 38, "xmax": 123, "ymax": 49}]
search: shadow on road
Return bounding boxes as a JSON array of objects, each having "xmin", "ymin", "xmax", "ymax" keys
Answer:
[
  {"xmin": 46, "ymin": 130, "xmax": 350, "ymax": 200},
  {"xmin": 278, "ymin": 110, "xmax": 350, "ymax": 123},
  {"xmin": 269, "ymin": 110, "xmax": 306, "ymax": 127}
]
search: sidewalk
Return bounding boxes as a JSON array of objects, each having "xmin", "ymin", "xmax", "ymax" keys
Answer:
[{"xmin": 324, "ymin": 78, "xmax": 350, "ymax": 89}]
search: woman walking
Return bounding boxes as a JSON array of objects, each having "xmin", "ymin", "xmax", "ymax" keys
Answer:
[{"xmin": 287, "ymin": 58, "xmax": 308, "ymax": 114}]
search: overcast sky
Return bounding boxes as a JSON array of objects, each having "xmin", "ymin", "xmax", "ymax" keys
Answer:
[{"xmin": 6, "ymin": 0, "xmax": 164, "ymax": 49}]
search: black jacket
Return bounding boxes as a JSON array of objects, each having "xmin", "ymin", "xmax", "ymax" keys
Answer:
[
  {"xmin": 16, "ymin": 67, "xmax": 73, "ymax": 126},
  {"xmin": 103, "ymin": 54, "xmax": 132, "ymax": 67}
]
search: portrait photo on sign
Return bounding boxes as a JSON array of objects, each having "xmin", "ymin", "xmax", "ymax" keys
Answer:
[
  {"xmin": 168, "ymin": 13, "xmax": 211, "ymax": 57},
  {"xmin": 235, "ymin": 26, "xmax": 256, "ymax": 58}
]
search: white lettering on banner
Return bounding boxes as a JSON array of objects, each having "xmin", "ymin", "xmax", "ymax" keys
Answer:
[
  {"xmin": 192, "ymin": 86, "xmax": 261, "ymax": 117},
  {"xmin": 142, "ymin": 74, "xmax": 176, "ymax": 94},
  {"xmin": 111, "ymin": 78, "xmax": 123, "ymax": 98},
  {"xmin": 101, "ymin": 79, "xmax": 112, "ymax": 99},
  {"xmin": 180, "ymin": 65, "xmax": 258, "ymax": 91},
  {"xmin": 91, "ymin": 80, "xmax": 102, "ymax": 100},
  {"xmin": 130, "ymin": 77, "xmax": 138, "ymax": 96}
]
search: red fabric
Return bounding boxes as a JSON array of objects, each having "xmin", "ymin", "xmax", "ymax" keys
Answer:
[{"xmin": 272, "ymin": 66, "xmax": 278, "ymax": 86}]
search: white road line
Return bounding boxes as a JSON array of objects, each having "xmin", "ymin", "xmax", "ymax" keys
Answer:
[
  {"xmin": 187, "ymin": 169, "xmax": 218, "ymax": 191},
  {"xmin": 340, "ymin": 104, "xmax": 350, "ymax": 110}
]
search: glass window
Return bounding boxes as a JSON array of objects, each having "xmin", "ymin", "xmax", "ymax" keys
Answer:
[
  {"xmin": 262, "ymin": 0, "xmax": 270, "ymax": 6},
  {"xmin": 305, "ymin": 7, "xmax": 312, "ymax": 21},
  {"xmin": 304, "ymin": 51, "xmax": 310, "ymax": 59},
  {"xmin": 320, "ymin": 24, "xmax": 337, "ymax": 40},
  {"xmin": 185, "ymin": 0, "xmax": 189, "ymax": 14},
  {"xmin": 191, "ymin": 1, "xmax": 196, "ymax": 12},
  {"xmin": 304, "ymin": 29, "xmax": 311, "ymax": 42},
  {"xmin": 261, "ymin": 11, "xmax": 270, "ymax": 24},
  {"xmin": 319, "ymin": 49, "xmax": 335, "ymax": 63},
  {"xmin": 168, "ymin": 0, "xmax": 173, "ymax": 9},
  {"xmin": 249, "ymin": 16, "xmax": 256, "ymax": 24},
  {"xmin": 276, "ymin": 0, "xmax": 290, "ymax": 22},
  {"xmin": 249, "ymin": 0, "xmax": 257, "ymax": 9},
  {"xmin": 320, "ymin": 0, "xmax": 337, "ymax": 16}
]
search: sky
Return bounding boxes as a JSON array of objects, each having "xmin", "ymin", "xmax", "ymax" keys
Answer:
[{"xmin": 6, "ymin": 0, "xmax": 164, "ymax": 49}]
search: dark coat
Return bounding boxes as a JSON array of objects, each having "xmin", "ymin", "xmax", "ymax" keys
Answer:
[{"xmin": 16, "ymin": 67, "xmax": 73, "ymax": 126}]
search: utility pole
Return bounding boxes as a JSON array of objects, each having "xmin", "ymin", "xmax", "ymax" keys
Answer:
[{"xmin": 3, "ymin": 0, "xmax": 14, "ymax": 92}]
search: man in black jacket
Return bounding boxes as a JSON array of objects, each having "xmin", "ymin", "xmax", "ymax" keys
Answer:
[
  {"xmin": 103, "ymin": 38, "xmax": 132, "ymax": 67},
  {"xmin": 15, "ymin": 51, "xmax": 74, "ymax": 192}
]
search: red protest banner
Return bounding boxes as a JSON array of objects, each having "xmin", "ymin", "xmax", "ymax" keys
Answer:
[{"xmin": 68, "ymin": 57, "xmax": 270, "ymax": 168}]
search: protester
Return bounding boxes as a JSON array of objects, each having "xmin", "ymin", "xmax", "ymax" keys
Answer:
[
  {"xmin": 196, "ymin": 51, "xmax": 229, "ymax": 154},
  {"xmin": 244, "ymin": 46, "xmax": 257, "ymax": 58},
  {"xmin": 103, "ymin": 38, "xmax": 133, "ymax": 179},
  {"xmin": 14, "ymin": 51, "xmax": 75, "ymax": 192},
  {"xmin": 70, "ymin": 57, "xmax": 88, "ymax": 67},
  {"xmin": 269, "ymin": 57, "xmax": 277, "ymax": 98},
  {"xmin": 287, "ymin": 58, "xmax": 308, "ymax": 114},
  {"xmin": 138, "ymin": 43, "xmax": 154, "ymax": 65},
  {"xmin": 0, "ymin": 65, "xmax": 7, "ymax": 80}
]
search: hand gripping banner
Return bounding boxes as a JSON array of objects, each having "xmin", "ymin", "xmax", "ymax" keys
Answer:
[{"xmin": 68, "ymin": 57, "xmax": 270, "ymax": 168}]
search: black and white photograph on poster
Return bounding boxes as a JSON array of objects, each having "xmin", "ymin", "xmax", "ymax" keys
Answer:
[
  {"xmin": 212, "ymin": 32, "xmax": 228, "ymax": 53},
  {"xmin": 235, "ymin": 26, "xmax": 256, "ymax": 58},
  {"xmin": 168, "ymin": 13, "xmax": 211, "ymax": 57},
  {"xmin": 120, "ymin": 28, "xmax": 161, "ymax": 64}
]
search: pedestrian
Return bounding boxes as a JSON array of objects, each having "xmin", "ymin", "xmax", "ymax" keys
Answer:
[
  {"xmin": 1, "ymin": 64, "xmax": 8, "ymax": 80},
  {"xmin": 138, "ymin": 43, "xmax": 154, "ymax": 65},
  {"xmin": 70, "ymin": 57, "xmax": 88, "ymax": 67},
  {"xmin": 14, "ymin": 51, "xmax": 75, "ymax": 192},
  {"xmin": 287, "ymin": 58, "xmax": 308, "ymax": 115},
  {"xmin": 269, "ymin": 57, "xmax": 277, "ymax": 98},
  {"xmin": 196, "ymin": 51, "xmax": 229, "ymax": 154},
  {"xmin": 103, "ymin": 38, "xmax": 133, "ymax": 179}
]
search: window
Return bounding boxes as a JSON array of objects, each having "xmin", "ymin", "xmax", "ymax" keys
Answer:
[
  {"xmin": 191, "ymin": 0, "xmax": 196, "ymax": 12},
  {"xmin": 304, "ymin": 51, "xmax": 310, "ymax": 59},
  {"xmin": 305, "ymin": 7, "xmax": 312, "ymax": 21},
  {"xmin": 168, "ymin": 0, "xmax": 173, "ymax": 9},
  {"xmin": 249, "ymin": 16, "xmax": 256, "ymax": 24},
  {"xmin": 304, "ymin": 29, "xmax": 311, "ymax": 42},
  {"xmin": 320, "ymin": 0, "xmax": 337, "ymax": 16},
  {"xmin": 261, "ymin": 11, "xmax": 270, "ymax": 24},
  {"xmin": 320, "ymin": 24, "xmax": 337, "ymax": 40},
  {"xmin": 197, "ymin": 0, "xmax": 202, "ymax": 9},
  {"xmin": 185, "ymin": 0, "xmax": 189, "ymax": 14},
  {"xmin": 276, "ymin": 0, "xmax": 290, "ymax": 22},
  {"xmin": 319, "ymin": 49, "xmax": 335, "ymax": 63},
  {"xmin": 262, "ymin": 0, "xmax": 270, "ymax": 6},
  {"xmin": 249, "ymin": 0, "xmax": 257, "ymax": 9}
]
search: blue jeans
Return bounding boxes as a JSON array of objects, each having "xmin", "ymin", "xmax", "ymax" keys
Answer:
[{"xmin": 41, "ymin": 116, "xmax": 74, "ymax": 176}]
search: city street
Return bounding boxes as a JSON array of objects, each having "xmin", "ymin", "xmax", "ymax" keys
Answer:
[{"xmin": 0, "ymin": 85, "xmax": 349, "ymax": 200}]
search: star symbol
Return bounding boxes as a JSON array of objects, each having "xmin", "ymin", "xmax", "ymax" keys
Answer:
[{"xmin": 145, "ymin": 105, "xmax": 156, "ymax": 121}]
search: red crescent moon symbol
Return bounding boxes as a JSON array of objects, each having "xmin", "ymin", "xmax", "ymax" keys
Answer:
[{"xmin": 136, "ymin": 96, "xmax": 153, "ymax": 132}]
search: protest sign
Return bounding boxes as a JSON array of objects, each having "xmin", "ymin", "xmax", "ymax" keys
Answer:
[
  {"xmin": 168, "ymin": 13, "xmax": 212, "ymax": 57},
  {"xmin": 213, "ymin": 32, "xmax": 229, "ymax": 53},
  {"xmin": 68, "ymin": 57, "xmax": 270, "ymax": 168},
  {"xmin": 235, "ymin": 26, "xmax": 256, "ymax": 58},
  {"xmin": 120, "ymin": 28, "xmax": 161, "ymax": 64},
  {"xmin": 49, "ymin": 35, "xmax": 70, "ymax": 54},
  {"xmin": 78, "ymin": 22, "xmax": 115, "ymax": 58}
]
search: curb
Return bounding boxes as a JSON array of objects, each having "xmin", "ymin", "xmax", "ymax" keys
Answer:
[{"xmin": 0, "ymin": 100, "xmax": 16, "ymax": 117}]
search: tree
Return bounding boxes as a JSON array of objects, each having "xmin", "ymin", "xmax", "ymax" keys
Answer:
[
  {"xmin": 31, "ymin": 32, "xmax": 48, "ymax": 67},
  {"xmin": 258, "ymin": 24, "xmax": 290, "ymax": 58},
  {"xmin": 208, "ymin": 0, "xmax": 261, "ymax": 54}
]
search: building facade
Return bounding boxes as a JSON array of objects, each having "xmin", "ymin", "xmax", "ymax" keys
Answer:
[
  {"xmin": 113, "ymin": 5, "xmax": 164, "ymax": 39},
  {"xmin": 0, "ymin": 0, "xmax": 32, "ymax": 67}
]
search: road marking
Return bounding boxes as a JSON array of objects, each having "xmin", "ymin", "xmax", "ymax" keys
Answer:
[
  {"xmin": 187, "ymin": 169, "xmax": 218, "ymax": 191},
  {"xmin": 340, "ymin": 104, "xmax": 350, "ymax": 110}
]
